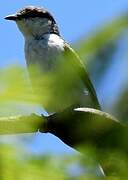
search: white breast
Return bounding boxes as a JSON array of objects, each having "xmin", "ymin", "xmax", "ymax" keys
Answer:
[
  {"xmin": 24, "ymin": 33, "xmax": 91, "ymax": 113},
  {"xmin": 25, "ymin": 34, "xmax": 65, "ymax": 71}
]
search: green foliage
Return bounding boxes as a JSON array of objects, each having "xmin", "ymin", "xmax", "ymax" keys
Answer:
[
  {"xmin": 76, "ymin": 14, "xmax": 128, "ymax": 62},
  {"xmin": 0, "ymin": 66, "xmax": 33, "ymax": 103},
  {"xmin": 75, "ymin": 14, "xmax": 128, "ymax": 87},
  {"xmin": 0, "ymin": 145, "xmax": 101, "ymax": 180},
  {"xmin": 1, "ymin": 144, "xmax": 128, "ymax": 179},
  {"xmin": 0, "ymin": 145, "xmax": 67, "ymax": 180}
]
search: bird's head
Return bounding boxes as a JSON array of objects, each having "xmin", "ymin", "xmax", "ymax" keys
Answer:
[{"xmin": 5, "ymin": 6, "xmax": 60, "ymax": 38}]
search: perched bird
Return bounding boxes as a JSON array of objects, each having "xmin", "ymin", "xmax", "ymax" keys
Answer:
[{"xmin": 5, "ymin": 6, "xmax": 101, "ymax": 113}]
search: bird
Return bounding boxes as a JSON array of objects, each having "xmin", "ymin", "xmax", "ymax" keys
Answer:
[{"xmin": 5, "ymin": 6, "xmax": 101, "ymax": 113}]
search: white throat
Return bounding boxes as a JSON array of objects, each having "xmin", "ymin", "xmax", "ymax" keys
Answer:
[{"xmin": 16, "ymin": 17, "xmax": 53, "ymax": 39}]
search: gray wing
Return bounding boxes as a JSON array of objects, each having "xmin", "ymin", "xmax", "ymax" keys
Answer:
[{"xmin": 63, "ymin": 43, "xmax": 101, "ymax": 110}]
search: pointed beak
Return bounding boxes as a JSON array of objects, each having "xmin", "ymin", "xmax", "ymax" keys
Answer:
[{"xmin": 5, "ymin": 14, "xmax": 17, "ymax": 21}]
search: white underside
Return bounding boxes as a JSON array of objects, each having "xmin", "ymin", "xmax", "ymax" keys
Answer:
[{"xmin": 25, "ymin": 33, "xmax": 91, "ymax": 113}]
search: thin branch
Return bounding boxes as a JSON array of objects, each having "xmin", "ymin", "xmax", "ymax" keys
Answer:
[
  {"xmin": 0, "ymin": 113, "xmax": 47, "ymax": 135},
  {"xmin": 0, "ymin": 107, "xmax": 126, "ymax": 155}
]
